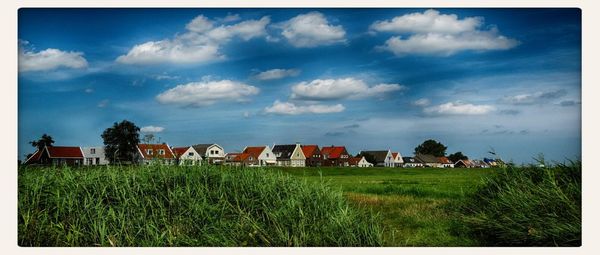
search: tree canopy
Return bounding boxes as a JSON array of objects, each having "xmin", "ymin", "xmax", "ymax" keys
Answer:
[
  {"xmin": 414, "ymin": 139, "xmax": 447, "ymax": 157},
  {"xmin": 448, "ymin": 151, "xmax": 469, "ymax": 163},
  {"xmin": 101, "ymin": 120, "xmax": 140, "ymax": 164},
  {"xmin": 29, "ymin": 134, "xmax": 54, "ymax": 151}
]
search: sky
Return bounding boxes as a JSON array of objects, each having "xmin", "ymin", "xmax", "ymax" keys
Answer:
[{"xmin": 18, "ymin": 8, "xmax": 581, "ymax": 164}]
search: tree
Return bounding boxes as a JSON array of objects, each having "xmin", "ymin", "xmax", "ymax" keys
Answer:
[
  {"xmin": 142, "ymin": 134, "xmax": 155, "ymax": 144},
  {"xmin": 30, "ymin": 134, "xmax": 54, "ymax": 151},
  {"xmin": 414, "ymin": 139, "xmax": 447, "ymax": 157},
  {"xmin": 101, "ymin": 120, "xmax": 140, "ymax": 164},
  {"xmin": 448, "ymin": 151, "xmax": 468, "ymax": 163}
]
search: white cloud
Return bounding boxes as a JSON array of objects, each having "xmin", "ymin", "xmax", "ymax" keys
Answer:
[
  {"xmin": 253, "ymin": 68, "xmax": 300, "ymax": 80},
  {"xmin": 84, "ymin": 88, "xmax": 94, "ymax": 93},
  {"xmin": 371, "ymin": 9, "xmax": 518, "ymax": 56},
  {"xmin": 413, "ymin": 98, "xmax": 431, "ymax": 107},
  {"xmin": 117, "ymin": 15, "xmax": 270, "ymax": 65},
  {"xmin": 156, "ymin": 79, "xmax": 259, "ymax": 107},
  {"xmin": 264, "ymin": 100, "xmax": 345, "ymax": 115},
  {"xmin": 380, "ymin": 31, "xmax": 519, "ymax": 56},
  {"xmin": 423, "ymin": 101, "xmax": 495, "ymax": 115},
  {"xmin": 221, "ymin": 13, "xmax": 241, "ymax": 23},
  {"xmin": 502, "ymin": 89, "xmax": 567, "ymax": 105},
  {"xmin": 279, "ymin": 12, "xmax": 346, "ymax": 48},
  {"xmin": 97, "ymin": 99, "xmax": 109, "ymax": 108},
  {"xmin": 290, "ymin": 78, "xmax": 406, "ymax": 100},
  {"xmin": 19, "ymin": 46, "xmax": 88, "ymax": 72},
  {"xmin": 370, "ymin": 9, "xmax": 482, "ymax": 34},
  {"xmin": 141, "ymin": 126, "xmax": 165, "ymax": 133}
]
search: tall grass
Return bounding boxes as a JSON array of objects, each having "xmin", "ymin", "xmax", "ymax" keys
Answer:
[
  {"xmin": 456, "ymin": 160, "xmax": 581, "ymax": 246},
  {"xmin": 18, "ymin": 165, "xmax": 383, "ymax": 247}
]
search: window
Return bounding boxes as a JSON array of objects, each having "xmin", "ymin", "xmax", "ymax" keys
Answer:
[
  {"xmin": 266, "ymin": 153, "xmax": 269, "ymax": 157},
  {"xmin": 90, "ymin": 148, "xmax": 96, "ymax": 154},
  {"xmin": 211, "ymin": 150, "xmax": 215, "ymax": 155},
  {"xmin": 96, "ymin": 158, "xmax": 100, "ymax": 164},
  {"xmin": 188, "ymin": 152, "xmax": 194, "ymax": 156},
  {"xmin": 159, "ymin": 149, "xmax": 165, "ymax": 155},
  {"xmin": 147, "ymin": 149, "xmax": 153, "ymax": 155}
]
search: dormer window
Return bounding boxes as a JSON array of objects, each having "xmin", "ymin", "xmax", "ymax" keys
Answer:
[
  {"xmin": 90, "ymin": 148, "xmax": 96, "ymax": 154},
  {"xmin": 147, "ymin": 149, "xmax": 153, "ymax": 155},
  {"xmin": 159, "ymin": 149, "xmax": 165, "ymax": 155}
]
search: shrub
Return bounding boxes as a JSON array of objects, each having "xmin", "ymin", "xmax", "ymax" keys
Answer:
[
  {"xmin": 457, "ymin": 161, "xmax": 581, "ymax": 246},
  {"xmin": 18, "ymin": 165, "xmax": 383, "ymax": 247}
]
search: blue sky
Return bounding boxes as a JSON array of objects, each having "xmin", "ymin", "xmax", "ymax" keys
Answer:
[{"xmin": 18, "ymin": 8, "xmax": 581, "ymax": 163}]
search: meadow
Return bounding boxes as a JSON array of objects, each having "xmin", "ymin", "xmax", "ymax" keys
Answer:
[{"xmin": 18, "ymin": 162, "xmax": 581, "ymax": 247}]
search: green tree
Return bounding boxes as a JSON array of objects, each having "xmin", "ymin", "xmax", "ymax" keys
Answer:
[
  {"xmin": 448, "ymin": 151, "xmax": 468, "ymax": 163},
  {"xmin": 101, "ymin": 120, "xmax": 140, "ymax": 164},
  {"xmin": 414, "ymin": 139, "xmax": 447, "ymax": 157},
  {"xmin": 29, "ymin": 134, "xmax": 54, "ymax": 150}
]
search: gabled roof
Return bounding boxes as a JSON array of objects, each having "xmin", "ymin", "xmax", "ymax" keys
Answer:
[
  {"xmin": 46, "ymin": 146, "xmax": 84, "ymax": 158},
  {"xmin": 23, "ymin": 149, "xmax": 43, "ymax": 164},
  {"xmin": 138, "ymin": 144, "xmax": 175, "ymax": 159},
  {"xmin": 438, "ymin": 157, "xmax": 453, "ymax": 164},
  {"xmin": 192, "ymin": 144, "xmax": 221, "ymax": 155},
  {"xmin": 321, "ymin": 146, "xmax": 348, "ymax": 159},
  {"xmin": 455, "ymin": 159, "xmax": 473, "ymax": 167},
  {"xmin": 272, "ymin": 144, "xmax": 297, "ymax": 160},
  {"xmin": 360, "ymin": 150, "xmax": 390, "ymax": 163},
  {"xmin": 234, "ymin": 153, "xmax": 254, "ymax": 162},
  {"xmin": 415, "ymin": 154, "xmax": 439, "ymax": 163},
  {"xmin": 243, "ymin": 146, "xmax": 266, "ymax": 159},
  {"xmin": 301, "ymin": 145, "xmax": 320, "ymax": 158},
  {"xmin": 471, "ymin": 159, "xmax": 489, "ymax": 167},
  {"xmin": 348, "ymin": 156, "xmax": 362, "ymax": 165},
  {"xmin": 392, "ymin": 152, "xmax": 399, "ymax": 159},
  {"xmin": 172, "ymin": 146, "xmax": 192, "ymax": 158}
]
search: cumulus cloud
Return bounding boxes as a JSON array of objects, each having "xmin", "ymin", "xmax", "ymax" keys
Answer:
[
  {"xmin": 253, "ymin": 68, "xmax": 300, "ymax": 80},
  {"xmin": 264, "ymin": 100, "xmax": 345, "ymax": 115},
  {"xmin": 279, "ymin": 12, "xmax": 346, "ymax": 48},
  {"xmin": 156, "ymin": 80, "xmax": 259, "ymax": 107},
  {"xmin": 412, "ymin": 98, "xmax": 431, "ymax": 107},
  {"xmin": 141, "ymin": 126, "xmax": 165, "ymax": 133},
  {"xmin": 370, "ymin": 9, "xmax": 482, "ymax": 34},
  {"xmin": 19, "ymin": 44, "xmax": 88, "ymax": 72},
  {"xmin": 371, "ymin": 9, "xmax": 518, "ymax": 56},
  {"xmin": 423, "ymin": 101, "xmax": 495, "ymax": 115},
  {"xmin": 117, "ymin": 15, "xmax": 270, "ymax": 65},
  {"xmin": 290, "ymin": 78, "xmax": 406, "ymax": 100},
  {"xmin": 502, "ymin": 89, "xmax": 567, "ymax": 105}
]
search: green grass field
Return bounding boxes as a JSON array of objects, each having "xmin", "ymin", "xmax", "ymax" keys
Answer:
[{"xmin": 274, "ymin": 167, "xmax": 495, "ymax": 246}]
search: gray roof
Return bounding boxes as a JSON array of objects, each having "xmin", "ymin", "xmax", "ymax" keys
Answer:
[
  {"xmin": 402, "ymin": 157, "xmax": 420, "ymax": 164},
  {"xmin": 192, "ymin": 144, "xmax": 219, "ymax": 155},
  {"xmin": 360, "ymin": 150, "xmax": 390, "ymax": 163},
  {"xmin": 272, "ymin": 144, "xmax": 297, "ymax": 160},
  {"xmin": 415, "ymin": 154, "xmax": 439, "ymax": 163}
]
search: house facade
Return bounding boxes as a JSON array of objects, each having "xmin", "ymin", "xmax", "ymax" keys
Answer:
[
  {"xmin": 272, "ymin": 143, "xmax": 306, "ymax": 167},
  {"xmin": 242, "ymin": 146, "xmax": 277, "ymax": 166},
  {"xmin": 136, "ymin": 144, "xmax": 176, "ymax": 165},
  {"xmin": 438, "ymin": 157, "xmax": 454, "ymax": 168},
  {"xmin": 360, "ymin": 150, "xmax": 394, "ymax": 167},
  {"xmin": 402, "ymin": 157, "xmax": 423, "ymax": 168},
  {"xmin": 81, "ymin": 146, "xmax": 108, "ymax": 165},
  {"xmin": 224, "ymin": 152, "xmax": 258, "ymax": 166},
  {"xmin": 320, "ymin": 146, "xmax": 350, "ymax": 167},
  {"xmin": 391, "ymin": 152, "xmax": 404, "ymax": 167},
  {"xmin": 349, "ymin": 156, "xmax": 373, "ymax": 167},
  {"xmin": 192, "ymin": 144, "xmax": 225, "ymax": 165},
  {"xmin": 415, "ymin": 154, "xmax": 441, "ymax": 168},
  {"xmin": 24, "ymin": 146, "xmax": 84, "ymax": 166},
  {"xmin": 301, "ymin": 145, "xmax": 322, "ymax": 167},
  {"xmin": 172, "ymin": 146, "xmax": 203, "ymax": 166}
]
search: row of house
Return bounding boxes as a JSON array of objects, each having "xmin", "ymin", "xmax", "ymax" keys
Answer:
[{"xmin": 23, "ymin": 142, "xmax": 500, "ymax": 168}]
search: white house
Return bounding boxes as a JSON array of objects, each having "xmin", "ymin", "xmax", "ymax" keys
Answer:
[
  {"xmin": 242, "ymin": 145, "xmax": 277, "ymax": 166},
  {"xmin": 172, "ymin": 146, "xmax": 203, "ymax": 166},
  {"xmin": 81, "ymin": 146, "xmax": 109, "ymax": 165},
  {"xmin": 192, "ymin": 144, "xmax": 225, "ymax": 165},
  {"xmin": 356, "ymin": 156, "xmax": 373, "ymax": 167},
  {"xmin": 392, "ymin": 152, "xmax": 404, "ymax": 167},
  {"xmin": 360, "ymin": 150, "xmax": 394, "ymax": 167},
  {"xmin": 272, "ymin": 143, "xmax": 306, "ymax": 167}
]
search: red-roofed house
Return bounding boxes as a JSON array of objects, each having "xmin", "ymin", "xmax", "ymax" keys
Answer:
[
  {"xmin": 392, "ymin": 152, "xmax": 404, "ymax": 167},
  {"xmin": 348, "ymin": 156, "xmax": 373, "ymax": 167},
  {"xmin": 136, "ymin": 143, "xmax": 176, "ymax": 165},
  {"xmin": 438, "ymin": 157, "xmax": 454, "ymax": 168},
  {"xmin": 320, "ymin": 145, "xmax": 350, "ymax": 167},
  {"xmin": 224, "ymin": 152, "xmax": 258, "ymax": 166},
  {"xmin": 301, "ymin": 145, "xmax": 322, "ymax": 167},
  {"xmin": 24, "ymin": 146, "xmax": 84, "ymax": 166},
  {"xmin": 172, "ymin": 146, "xmax": 203, "ymax": 166},
  {"xmin": 242, "ymin": 145, "xmax": 276, "ymax": 166}
]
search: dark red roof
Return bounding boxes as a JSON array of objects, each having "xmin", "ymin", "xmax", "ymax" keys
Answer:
[
  {"xmin": 24, "ymin": 149, "xmax": 43, "ymax": 164},
  {"xmin": 301, "ymin": 145, "xmax": 319, "ymax": 158},
  {"xmin": 438, "ymin": 157, "xmax": 452, "ymax": 164},
  {"xmin": 243, "ymin": 146, "xmax": 266, "ymax": 159},
  {"xmin": 234, "ymin": 153, "xmax": 253, "ymax": 162},
  {"xmin": 320, "ymin": 146, "xmax": 347, "ymax": 159},
  {"xmin": 138, "ymin": 144, "xmax": 175, "ymax": 159},
  {"xmin": 392, "ymin": 152, "xmax": 399, "ymax": 159},
  {"xmin": 46, "ymin": 146, "xmax": 83, "ymax": 158},
  {"xmin": 348, "ymin": 157, "xmax": 362, "ymax": 165},
  {"xmin": 172, "ymin": 147, "xmax": 190, "ymax": 158}
]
